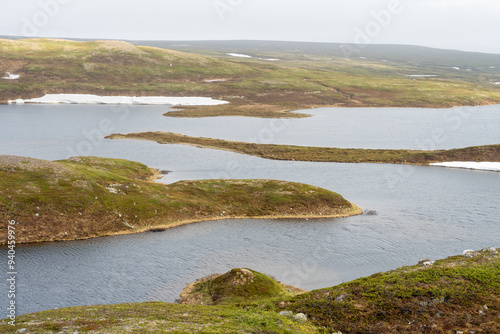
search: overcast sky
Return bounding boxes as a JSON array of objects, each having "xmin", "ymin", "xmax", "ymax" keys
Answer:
[{"xmin": 1, "ymin": 0, "xmax": 499, "ymax": 54}]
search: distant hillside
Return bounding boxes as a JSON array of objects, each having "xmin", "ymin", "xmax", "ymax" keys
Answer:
[
  {"xmin": 143, "ymin": 40, "xmax": 500, "ymax": 85},
  {"xmin": 2, "ymin": 38, "xmax": 500, "ymax": 117}
]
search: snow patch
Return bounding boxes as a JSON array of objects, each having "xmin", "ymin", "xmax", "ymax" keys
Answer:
[
  {"xmin": 2, "ymin": 72, "xmax": 20, "ymax": 80},
  {"xmin": 225, "ymin": 53, "xmax": 278, "ymax": 61},
  {"xmin": 430, "ymin": 161, "xmax": 500, "ymax": 172},
  {"xmin": 406, "ymin": 74, "xmax": 438, "ymax": 77},
  {"xmin": 204, "ymin": 79, "xmax": 227, "ymax": 83},
  {"xmin": 452, "ymin": 67, "xmax": 460, "ymax": 70},
  {"xmin": 8, "ymin": 94, "xmax": 229, "ymax": 106},
  {"xmin": 226, "ymin": 53, "xmax": 252, "ymax": 58}
]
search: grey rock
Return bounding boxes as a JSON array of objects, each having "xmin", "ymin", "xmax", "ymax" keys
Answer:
[
  {"xmin": 293, "ymin": 313, "xmax": 308, "ymax": 322},
  {"xmin": 335, "ymin": 294, "xmax": 347, "ymax": 302},
  {"xmin": 462, "ymin": 249, "xmax": 475, "ymax": 257},
  {"xmin": 16, "ymin": 329, "xmax": 27, "ymax": 334},
  {"xmin": 279, "ymin": 311, "xmax": 293, "ymax": 317},
  {"xmin": 432, "ymin": 296, "xmax": 445, "ymax": 304}
]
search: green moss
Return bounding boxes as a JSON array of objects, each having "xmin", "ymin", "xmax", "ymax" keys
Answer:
[
  {"xmin": 0, "ymin": 302, "xmax": 319, "ymax": 333},
  {"xmin": 192, "ymin": 268, "xmax": 293, "ymax": 305},
  {"xmin": 285, "ymin": 249, "xmax": 500, "ymax": 333}
]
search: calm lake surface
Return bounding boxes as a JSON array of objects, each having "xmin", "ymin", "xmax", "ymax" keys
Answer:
[{"xmin": 1, "ymin": 103, "xmax": 499, "ymax": 316}]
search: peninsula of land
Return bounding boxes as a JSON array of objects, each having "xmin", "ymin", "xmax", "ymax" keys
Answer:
[
  {"xmin": 0, "ymin": 155, "xmax": 361, "ymax": 245},
  {"xmin": 107, "ymin": 131, "xmax": 500, "ymax": 166}
]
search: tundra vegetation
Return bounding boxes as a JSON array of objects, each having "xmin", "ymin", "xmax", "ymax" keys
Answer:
[
  {"xmin": 2, "ymin": 39, "xmax": 500, "ymax": 118},
  {"xmin": 0, "ymin": 155, "xmax": 360, "ymax": 244},
  {"xmin": 1, "ymin": 249, "xmax": 498, "ymax": 333}
]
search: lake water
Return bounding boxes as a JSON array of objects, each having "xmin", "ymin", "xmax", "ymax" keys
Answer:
[{"xmin": 1, "ymin": 103, "xmax": 499, "ymax": 316}]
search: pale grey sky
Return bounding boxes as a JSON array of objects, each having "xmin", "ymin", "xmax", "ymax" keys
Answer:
[{"xmin": 1, "ymin": 0, "xmax": 499, "ymax": 54}]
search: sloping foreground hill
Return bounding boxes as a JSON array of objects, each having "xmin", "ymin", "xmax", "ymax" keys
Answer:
[
  {"xmin": 1, "ymin": 249, "xmax": 497, "ymax": 333},
  {"xmin": 283, "ymin": 248, "xmax": 500, "ymax": 333},
  {"xmin": 178, "ymin": 250, "xmax": 500, "ymax": 333},
  {"xmin": 0, "ymin": 155, "xmax": 361, "ymax": 244}
]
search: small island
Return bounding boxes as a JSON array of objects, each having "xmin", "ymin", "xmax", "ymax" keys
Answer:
[{"xmin": 0, "ymin": 155, "xmax": 361, "ymax": 245}]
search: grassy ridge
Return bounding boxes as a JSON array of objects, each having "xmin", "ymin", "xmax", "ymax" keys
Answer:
[
  {"xmin": 0, "ymin": 155, "xmax": 360, "ymax": 244},
  {"xmin": 107, "ymin": 132, "xmax": 500, "ymax": 164},
  {"xmin": 2, "ymin": 39, "xmax": 500, "ymax": 118}
]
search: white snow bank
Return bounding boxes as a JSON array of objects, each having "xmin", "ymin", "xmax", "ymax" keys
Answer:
[
  {"xmin": 452, "ymin": 67, "xmax": 460, "ymax": 70},
  {"xmin": 2, "ymin": 72, "xmax": 20, "ymax": 80},
  {"xmin": 430, "ymin": 161, "xmax": 500, "ymax": 172},
  {"xmin": 8, "ymin": 94, "xmax": 229, "ymax": 106},
  {"xmin": 406, "ymin": 74, "xmax": 438, "ymax": 77},
  {"xmin": 226, "ymin": 53, "xmax": 252, "ymax": 58},
  {"xmin": 204, "ymin": 79, "xmax": 227, "ymax": 82},
  {"xmin": 225, "ymin": 53, "xmax": 278, "ymax": 61}
]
